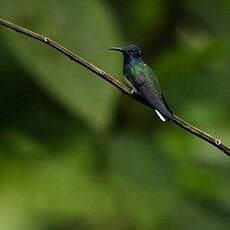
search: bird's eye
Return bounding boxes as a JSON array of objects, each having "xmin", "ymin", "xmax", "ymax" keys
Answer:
[{"xmin": 131, "ymin": 49, "xmax": 136, "ymax": 55}]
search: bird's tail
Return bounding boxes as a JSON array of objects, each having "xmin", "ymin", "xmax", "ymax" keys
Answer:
[
  {"xmin": 154, "ymin": 109, "xmax": 173, "ymax": 122},
  {"xmin": 155, "ymin": 110, "xmax": 166, "ymax": 121},
  {"xmin": 155, "ymin": 95, "xmax": 173, "ymax": 121}
]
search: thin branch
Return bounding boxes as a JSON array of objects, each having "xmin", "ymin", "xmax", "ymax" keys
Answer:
[{"xmin": 0, "ymin": 18, "xmax": 229, "ymax": 157}]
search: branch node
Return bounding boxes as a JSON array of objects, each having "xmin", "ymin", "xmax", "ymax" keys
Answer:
[
  {"xmin": 99, "ymin": 70, "xmax": 105, "ymax": 75},
  {"xmin": 44, "ymin": 37, "xmax": 49, "ymax": 43},
  {"xmin": 215, "ymin": 139, "xmax": 222, "ymax": 145}
]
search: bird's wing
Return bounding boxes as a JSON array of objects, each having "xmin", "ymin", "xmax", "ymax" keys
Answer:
[{"xmin": 129, "ymin": 74, "xmax": 172, "ymax": 120}]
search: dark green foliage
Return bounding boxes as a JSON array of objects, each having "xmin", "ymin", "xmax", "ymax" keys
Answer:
[{"xmin": 0, "ymin": 0, "xmax": 229, "ymax": 229}]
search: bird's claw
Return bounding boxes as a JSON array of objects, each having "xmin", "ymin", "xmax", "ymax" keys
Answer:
[{"xmin": 130, "ymin": 88, "xmax": 135, "ymax": 94}]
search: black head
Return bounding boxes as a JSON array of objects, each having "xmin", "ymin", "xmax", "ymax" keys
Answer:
[
  {"xmin": 123, "ymin": 44, "xmax": 142, "ymax": 57},
  {"xmin": 109, "ymin": 44, "xmax": 142, "ymax": 58}
]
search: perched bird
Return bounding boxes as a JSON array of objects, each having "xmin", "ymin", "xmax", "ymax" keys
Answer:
[{"xmin": 109, "ymin": 44, "xmax": 173, "ymax": 121}]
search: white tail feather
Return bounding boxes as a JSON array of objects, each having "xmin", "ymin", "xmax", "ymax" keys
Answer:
[{"xmin": 155, "ymin": 110, "xmax": 166, "ymax": 122}]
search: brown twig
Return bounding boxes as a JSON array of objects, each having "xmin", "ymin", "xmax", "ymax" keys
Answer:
[{"xmin": 0, "ymin": 18, "xmax": 229, "ymax": 157}]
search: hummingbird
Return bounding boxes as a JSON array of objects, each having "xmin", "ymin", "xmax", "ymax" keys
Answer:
[{"xmin": 109, "ymin": 44, "xmax": 173, "ymax": 121}]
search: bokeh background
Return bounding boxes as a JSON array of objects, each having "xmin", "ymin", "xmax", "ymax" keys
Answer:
[{"xmin": 0, "ymin": 0, "xmax": 230, "ymax": 229}]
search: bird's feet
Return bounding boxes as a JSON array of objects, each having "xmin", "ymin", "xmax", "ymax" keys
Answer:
[
  {"xmin": 128, "ymin": 87, "xmax": 141, "ymax": 96},
  {"xmin": 130, "ymin": 88, "xmax": 135, "ymax": 94}
]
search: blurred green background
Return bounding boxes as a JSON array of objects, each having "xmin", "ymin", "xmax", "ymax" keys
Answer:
[{"xmin": 0, "ymin": 0, "xmax": 230, "ymax": 229}]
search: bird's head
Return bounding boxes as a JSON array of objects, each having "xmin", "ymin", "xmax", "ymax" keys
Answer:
[{"xmin": 109, "ymin": 44, "xmax": 142, "ymax": 59}]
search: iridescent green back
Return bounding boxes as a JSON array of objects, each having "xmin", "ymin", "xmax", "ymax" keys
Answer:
[{"xmin": 125, "ymin": 63, "xmax": 162, "ymax": 97}]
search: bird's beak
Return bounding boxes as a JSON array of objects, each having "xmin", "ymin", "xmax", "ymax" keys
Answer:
[{"xmin": 108, "ymin": 47, "xmax": 124, "ymax": 53}]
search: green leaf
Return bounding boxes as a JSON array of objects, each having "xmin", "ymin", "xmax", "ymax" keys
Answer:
[
  {"xmin": 1, "ymin": 0, "xmax": 123, "ymax": 131},
  {"xmin": 112, "ymin": 0, "xmax": 167, "ymax": 44},
  {"xmin": 182, "ymin": 0, "xmax": 230, "ymax": 34},
  {"xmin": 155, "ymin": 38, "xmax": 230, "ymax": 107}
]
